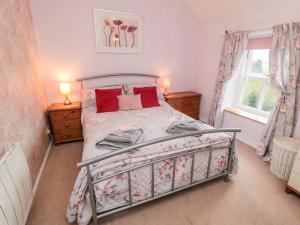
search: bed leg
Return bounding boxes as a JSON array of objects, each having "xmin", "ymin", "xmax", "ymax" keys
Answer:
[
  {"xmin": 87, "ymin": 166, "xmax": 99, "ymax": 225},
  {"xmin": 224, "ymin": 132, "xmax": 236, "ymax": 183},
  {"xmin": 224, "ymin": 174, "xmax": 230, "ymax": 182}
]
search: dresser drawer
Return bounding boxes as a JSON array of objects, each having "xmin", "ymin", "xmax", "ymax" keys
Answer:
[
  {"xmin": 54, "ymin": 128, "xmax": 82, "ymax": 142},
  {"xmin": 181, "ymin": 110, "xmax": 199, "ymax": 119},
  {"xmin": 168, "ymin": 97, "xmax": 199, "ymax": 109},
  {"xmin": 167, "ymin": 96, "xmax": 200, "ymax": 120},
  {"xmin": 52, "ymin": 119, "xmax": 81, "ymax": 130},
  {"xmin": 50, "ymin": 109, "xmax": 80, "ymax": 121}
]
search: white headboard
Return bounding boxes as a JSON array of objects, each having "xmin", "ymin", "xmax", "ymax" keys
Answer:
[{"xmin": 77, "ymin": 73, "xmax": 160, "ymax": 89}]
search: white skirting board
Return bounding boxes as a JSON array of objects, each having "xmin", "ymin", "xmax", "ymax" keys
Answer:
[
  {"xmin": 236, "ymin": 133, "xmax": 258, "ymax": 149},
  {"xmin": 33, "ymin": 141, "xmax": 52, "ymax": 195}
]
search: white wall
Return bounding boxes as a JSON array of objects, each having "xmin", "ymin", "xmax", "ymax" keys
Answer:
[
  {"xmin": 222, "ymin": 112, "xmax": 265, "ymax": 148},
  {"xmin": 194, "ymin": 0, "xmax": 300, "ymax": 147},
  {"xmin": 29, "ymin": 0, "xmax": 200, "ymax": 104}
]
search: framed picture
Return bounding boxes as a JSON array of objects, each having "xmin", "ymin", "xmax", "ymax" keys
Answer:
[{"xmin": 93, "ymin": 8, "xmax": 144, "ymax": 53}]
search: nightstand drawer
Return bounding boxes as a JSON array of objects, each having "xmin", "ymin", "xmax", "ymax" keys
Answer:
[
  {"xmin": 52, "ymin": 119, "xmax": 81, "ymax": 130},
  {"xmin": 167, "ymin": 94, "xmax": 200, "ymax": 120},
  {"xmin": 181, "ymin": 110, "xmax": 199, "ymax": 119},
  {"xmin": 168, "ymin": 97, "xmax": 199, "ymax": 109},
  {"xmin": 54, "ymin": 128, "xmax": 82, "ymax": 141},
  {"xmin": 50, "ymin": 109, "xmax": 80, "ymax": 121},
  {"xmin": 48, "ymin": 102, "xmax": 83, "ymax": 144}
]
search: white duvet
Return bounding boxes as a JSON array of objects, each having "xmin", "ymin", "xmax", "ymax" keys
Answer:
[{"xmin": 81, "ymin": 101, "xmax": 193, "ymax": 160}]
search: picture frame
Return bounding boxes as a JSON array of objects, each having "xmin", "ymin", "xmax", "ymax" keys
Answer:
[{"xmin": 93, "ymin": 8, "xmax": 144, "ymax": 53}]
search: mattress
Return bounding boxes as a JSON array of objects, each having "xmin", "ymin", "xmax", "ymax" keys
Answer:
[{"xmin": 67, "ymin": 101, "xmax": 237, "ymax": 225}]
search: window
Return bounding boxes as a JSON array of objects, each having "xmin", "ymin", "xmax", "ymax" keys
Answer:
[{"xmin": 236, "ymin": 49, "xmax": 280, "ymax": 117}]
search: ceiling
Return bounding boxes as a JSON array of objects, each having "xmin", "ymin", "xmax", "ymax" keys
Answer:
[{"xmin": 182, "ymin": 0, "xmax": 273, "ymax": 21}]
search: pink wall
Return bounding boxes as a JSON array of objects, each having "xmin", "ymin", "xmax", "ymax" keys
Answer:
[
  {"xmin": 29, "ymin": 0, "xmax": 200, "ymax": 104},
  {"xmin": 194, "ymin": 0, "xmax": 300, "ymax": 122},
  {"xmin": 0, "ymin": 0, "xmax": 49, "ymax": 183},
  {"xmin": 193, "ymin": 0, "xmax": 300, "ymax": 146}
]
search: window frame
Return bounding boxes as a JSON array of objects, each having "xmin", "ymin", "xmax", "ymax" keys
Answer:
[{"xmin": 235, "ymin": 49, "xmax": 275, "ymax": 118}]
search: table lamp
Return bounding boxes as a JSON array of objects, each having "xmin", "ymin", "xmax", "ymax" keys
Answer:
[
  {"xmin": 59, "ymin": 82, "xmax": 72, "ymax": 105},
  {"xmin": 162, "ymin": 77, "xmax": 170, "ymax": 96}
]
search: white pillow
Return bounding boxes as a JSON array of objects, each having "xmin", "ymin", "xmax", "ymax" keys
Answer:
[
  {"xmin": 81, "ymin": 86, "xmax": 124, "ymax": 108},
  {"xmin": 124, "ymin": 84, "xmax": 164, "ymax": 100},
  {"xmin": 117, "ymin": 94, "xmax": 143, "ymax": 111}
]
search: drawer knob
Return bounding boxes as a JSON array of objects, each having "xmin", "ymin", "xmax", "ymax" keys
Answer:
[
  {"xmin": 65, "ymin": 123, "xmax": 70, "ymax": 128},
  {"xmin": 67, "ymin": 132, "xmax": 71, "ymax": 137},
  {"xmin": 63, "ymin": 113, "xmax": 68, "ymax": 117}
]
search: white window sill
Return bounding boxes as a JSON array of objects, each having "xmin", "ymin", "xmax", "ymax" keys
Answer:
[{"xmin": 224, "ymin": 107, "xmax": 268, "ymax": 125}]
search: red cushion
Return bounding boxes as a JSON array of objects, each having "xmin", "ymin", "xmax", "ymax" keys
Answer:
[
  {"xmin": 133, "ymin": 86, "xmax": 160, "ymax": 108},
  {"xmin": 95, "ymin": 88, "xmax": 122, "ymax": 113}
]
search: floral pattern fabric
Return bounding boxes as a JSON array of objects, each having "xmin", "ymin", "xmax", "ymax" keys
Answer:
[
  {"xmin": 208, "ymin": 31, "xmax": 248, "ymax": 127},
  {"xmin": 68, "ymin": 141, "xmax": 235, "ymax": 225},
  {"xmin": 67, "ymin": 102, "xmax": 238, "ymax": 225},
  {"xmin": 257, "ymin": 23, "xmax": 300, "ymax": 160}
]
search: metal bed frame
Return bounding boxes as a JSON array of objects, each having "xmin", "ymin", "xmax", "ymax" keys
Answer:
[{"xmin": 76, "ymin": 74, "xmax": 241, "ymax": 225}]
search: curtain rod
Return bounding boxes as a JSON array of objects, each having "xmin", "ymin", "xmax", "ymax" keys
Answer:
[
  {"xmin": 225, "ymin": 27, "xmax": 272, "ymax": 34},
  {"xmin": 224, "ymin": 27, "xmax": 272, "ymax": 38},
  {"xmin": 224, "ymin": 21, "xmax": 297, "ymax": 35}
]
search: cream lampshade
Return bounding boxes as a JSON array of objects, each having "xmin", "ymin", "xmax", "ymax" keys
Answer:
[
  {"xmin": 59, "ymin": 82, "xmax": 72, "ymax": 105},
  {"xmin": 162, "ymin": 77, "xmax": 170, "ymax": 96}
]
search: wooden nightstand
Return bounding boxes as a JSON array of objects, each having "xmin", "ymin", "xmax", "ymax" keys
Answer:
[
  {"xmin": 48, "ymin": 102, "xmax": 83, "ymax": 145},
  {"xmin": 165, "ymin": 91, "xmax": 201, "ymax": 120}
]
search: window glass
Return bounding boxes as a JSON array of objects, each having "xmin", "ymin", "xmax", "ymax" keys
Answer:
[
  {"xmin": 262, "ymin": 84, "xmax": 281, "ymax": 112},
  {"xmin": 241, "ymin": 79, "xmax": 263, "ymax": 108},
  {"xmin": 249, "ymin": 49, "xmax": 269, "ymax": 76}
]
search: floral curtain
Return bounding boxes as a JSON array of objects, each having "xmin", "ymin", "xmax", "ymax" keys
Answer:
[
  {"xmin": 257, "ymin": 22, "xmax": 300, "ymax": 161},
  {"xmin": 208, "ymin": 31, "xmax": 248, "ymax": 127}
]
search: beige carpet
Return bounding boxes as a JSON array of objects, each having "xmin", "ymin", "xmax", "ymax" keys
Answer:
[{"xmin": 26, "ymin": 141, "xmax": 300, "ymax": 225}]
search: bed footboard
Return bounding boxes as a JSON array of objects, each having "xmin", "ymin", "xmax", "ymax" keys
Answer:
[{"xmin": 78, "ymin": 128, "xmax": 241, "ymax": 225}]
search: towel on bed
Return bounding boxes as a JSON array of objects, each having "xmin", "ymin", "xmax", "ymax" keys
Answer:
[
  {"xmin": 96, "ymin": 128, "xmax": 145, "ymax": 150},
  {"xmin": 166, "ymin": 121, "xmax": 202, "ymax": 134}
]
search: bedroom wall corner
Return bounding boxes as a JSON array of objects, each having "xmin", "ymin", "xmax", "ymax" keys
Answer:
[{"xmin": 0, "ymin": 0, "xmax": 50, "ymax": 185}]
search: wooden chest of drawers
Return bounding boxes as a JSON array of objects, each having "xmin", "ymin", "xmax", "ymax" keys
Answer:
[
  {"xmin": 48, "ymin": 102, "xmax": 83, "ymax": 144},
  {"xmin": 286, "ymin": 150, "xmax": 300, "ymax": 196},
  {"xmin": 165, "ymin": 91, "xmax": 201, "ymax": 120}
]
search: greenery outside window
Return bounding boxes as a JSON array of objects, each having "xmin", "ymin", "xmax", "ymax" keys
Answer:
[{"xmin": 236, "ymin": 49, "xmax": 280, "ymax": 117}]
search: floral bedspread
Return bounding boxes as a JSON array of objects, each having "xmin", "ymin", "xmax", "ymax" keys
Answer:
[{"xmin": 67, "ymin": 102, "xmax": 238, "ymax": 225}]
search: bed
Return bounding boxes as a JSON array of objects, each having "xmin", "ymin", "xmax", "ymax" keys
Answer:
[{"xmin": 66, "ymin": 74, "xmax": 241, "ymax": 225}]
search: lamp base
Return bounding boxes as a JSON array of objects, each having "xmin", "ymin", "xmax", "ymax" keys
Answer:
[
  {"xmin": 64, "ymin": 96, "xmax": 72, "ymax": 105},
  {"xmin": 163, "ymin": 89, "xmax": 169, "ymax": 97}
]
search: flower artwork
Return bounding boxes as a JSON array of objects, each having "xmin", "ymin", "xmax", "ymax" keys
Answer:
[{"xmin": 94, "ymin": 9, "xmax": 143, "ymax": 53}]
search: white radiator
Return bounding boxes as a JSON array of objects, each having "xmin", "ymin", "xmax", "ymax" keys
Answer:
[{"xmin": 0, "ymin": 143, "xmax": 33, "ymax": 225}]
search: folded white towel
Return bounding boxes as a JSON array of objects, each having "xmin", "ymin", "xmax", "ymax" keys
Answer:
[
  {"xmin": 96, "ymin": 129, "xmax": 145, "ymax": 151},
  {"xmin": 166, "ymin": 121, "xmax": 203, "ymax": 134}
]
